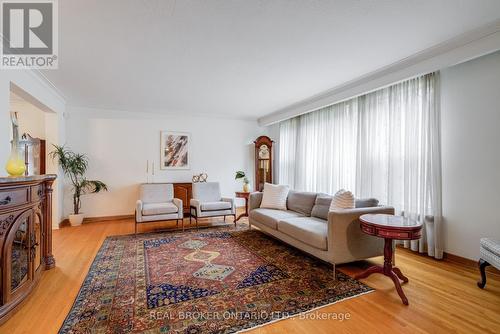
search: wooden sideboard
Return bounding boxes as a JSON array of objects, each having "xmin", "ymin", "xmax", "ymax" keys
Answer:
[
  {"xmin": 0, "ymin": 174, "xmax": 56, "ymax": 324},
  {"xmin": 173, "ymin": 183, "xmax": 192, "ymax": 217}
]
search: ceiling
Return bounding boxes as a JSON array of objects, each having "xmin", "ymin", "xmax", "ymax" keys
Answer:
[{"xmin": 42, "ymin": 0, "xmax": 500, "ymax": 120}]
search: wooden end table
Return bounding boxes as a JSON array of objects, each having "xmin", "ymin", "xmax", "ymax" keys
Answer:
[
  {"xmin": 354, "ymin": 214, "xmax": 423, "ymax": 305},
  {"xmin": 235, "ymin": 192, "xmax": 250, "ymax": 222}
]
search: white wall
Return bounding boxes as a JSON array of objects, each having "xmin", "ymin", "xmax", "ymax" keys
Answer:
[
  {"xmin": 441, "ymin": 51, "xmax": 500, "ymax": 260},
  {"xmin": 0, "ymin": 71, "xmax": 66, "ymax": 229},
  {"xmin": 64, "ymin": 107, "xmax": 267, "ymax": 218},
  {"xmin": 13, "ymin": 98, "xmax": 47, "ymax": 140}
]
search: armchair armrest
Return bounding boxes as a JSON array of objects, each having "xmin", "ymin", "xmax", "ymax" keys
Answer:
[
  {"xmin": 135, "ymin": 200, "xmax": 143, "ymax": 222},
  {"xmin": 172, "ymin": 198, "xmax": 183, "ymax": 218},
  {"xmin": 327, "ymin": 206, "xmax": 395, "ymax": 264},
  {"xmin": 249, "ymin": 192, "xmax": 263, "ymax": 212},
  {"xmin": 221, "ymin": 197, "xmax": 235, "ymax": 214},
  {"xmin": 190, "ymin": 198, "xmax": 201, "ymax": 215}
]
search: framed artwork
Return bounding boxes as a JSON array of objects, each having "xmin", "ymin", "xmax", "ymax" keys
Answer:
[{"xmin": 160, "ymin": 131, "xmax": 190, "ymax": 170}]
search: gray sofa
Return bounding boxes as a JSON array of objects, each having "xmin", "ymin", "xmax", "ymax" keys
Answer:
[{"xmin": 249, "ymin": 191, "xmax": 394, "ymax": 276}]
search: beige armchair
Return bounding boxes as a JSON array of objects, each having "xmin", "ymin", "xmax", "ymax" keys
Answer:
[
  {"xmin": 135, "ymin": 183, "xmax": 183, "ymax": 234},
  {"xmin": 189, "ymin": 182, "xmax": 236, "ymax": 228}
]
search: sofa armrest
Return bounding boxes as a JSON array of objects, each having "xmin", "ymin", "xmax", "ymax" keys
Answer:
[
  {"xmin": 249, "ymin": 192, "xmax": 263, "ymax": 212},
  {"xmin": 135, "ymin": 200, "xmax": 143, "ymax": 222},
  {"xmin": 327, "ymin": 206, "xmax": 395, "ymax": 264},
  {"xmin": 221, "ymin": 197, "xmax": 236, "ymax": 214},
  {"xmin": 172, "ymin": 198, "xmax": 183, "ymax": 218}
]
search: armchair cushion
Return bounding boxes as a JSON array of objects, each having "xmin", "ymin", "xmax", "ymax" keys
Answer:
[
  {"xmin": 201, "ymin": 201, "xmax": 232, "ymax": 211},
  {"xmin": 192, "ymin": 182, "xmax": 222, "ymax": 202},
  {"xmin": 140, "ymin": 183, "xmax": 174, "ymax": 203},
  {"xmin": 142, "ymin": 202, "xmax": 178, "ymax": 216}
]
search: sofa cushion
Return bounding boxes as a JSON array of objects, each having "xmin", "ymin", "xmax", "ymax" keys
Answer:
[
  {"xmin": 249, "ymin": 208, "xmax": 303, "ymax": 230},
  {"xmin": 278, "ymin": 217, "xmax": 328, "ymax": 250},
  {"xmin": 142, "ymin": 202, "xmax": 178, "ymax": 215},
  {"xmin": 355, "ymin": 198, "xmax": 379, "ymax": 208},
  {"xmin": 311, "ymin": 194, "xmax": 380, "ymax": 219},
  {"xmin": 287, "ymin": 191, "xmax": 317, "ymax": 216},
  {"xmin": 201, "ymin": 201, "xmax": 232, "ymax": 211},
  {"xmin": 260, "ymin": 183, "xmax": 289, "ymax": 210},
  {"xmin": 311, "ymin": 194, "xmax": 332, "ymax": 220}
]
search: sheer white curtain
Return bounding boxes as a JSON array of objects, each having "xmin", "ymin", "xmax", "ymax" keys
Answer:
[{"xmin": 279, "ymin": 73, "xmax": 442, "ymax": 259}]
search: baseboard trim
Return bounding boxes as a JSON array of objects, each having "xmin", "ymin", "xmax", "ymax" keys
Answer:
[
  {"xmin": 444, "ymin": 251, "xmax": 500, "ymax": 276},
  {"xmin": 443, "ymin": 251, "xmax": 475, "ymax": 266},
  {"xmin": 83, "ymin": 214, "xmax": 134, "ymax": 223},
  {"xmin": 396, "ymin": 245, "xmax": 499, "ymax": 275},
  {"xmin": 59, "ymin": 214, "xmax": 134, "ymax": 227}
]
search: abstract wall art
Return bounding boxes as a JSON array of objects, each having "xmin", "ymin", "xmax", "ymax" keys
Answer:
[{"xmin": 160, "ymin": 131, "xmax": 190, "ymax": 169}]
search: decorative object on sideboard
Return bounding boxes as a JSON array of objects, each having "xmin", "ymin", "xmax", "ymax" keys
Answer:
[
  {"xmin": 160, "ymin": 131, "xmax": 190, "ymax": 170},
  {"xmin": 50, "ymin": 145, "xmax": 108, "ymax": 226},
  {"xmin": 192, "ymin": 173, "xmax": 208, "ymax": 183},
  {"xmin": 234, "ymin": 170, "xmax": 250, "ymax": 192},
  {"xmin": 254, "ymin": 136, "xmax": 273, "ymax": 191},
  {"xmin": 5, "ymin": 112, "xmax": 26, "ymax": 177},
  {"xmin": 19, "ymin": 133, "xmax": 46, "ymax": 176}
]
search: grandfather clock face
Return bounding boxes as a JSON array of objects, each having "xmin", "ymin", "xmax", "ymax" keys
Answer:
[{"xmin": 258, "ymin": 144, "xmax": 270, "ymax": 159}]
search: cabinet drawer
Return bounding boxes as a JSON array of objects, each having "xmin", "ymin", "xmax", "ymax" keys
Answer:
[
  {"xmin": 361, "ymin": 225, "xmax": 375, "ymax": 235},
  {"xmin": 378, "ymin": 229, "xmax": 410, "ymax": 239},
  {"xmin": 0, "ymin": 187, "xmax": 30, "ymax": 209},
  {"xmin": 31, "ymin": 184, "xmax": 45, "ymax": 202}
]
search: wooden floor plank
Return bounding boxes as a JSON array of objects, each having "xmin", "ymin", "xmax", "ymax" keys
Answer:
[{"xmin": 1, "ymin": 216, "xmax": 499, "ymax": 334}]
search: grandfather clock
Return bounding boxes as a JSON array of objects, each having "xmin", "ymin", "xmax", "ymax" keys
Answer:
[{"xmin": 254, "ymin": 136, "xmax": 273, "ymax": 191}]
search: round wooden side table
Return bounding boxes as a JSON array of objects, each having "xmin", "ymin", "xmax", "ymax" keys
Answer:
[
  {"xmin": 235, "ymin": 192, "xmax": 250, "ymax": 222},
  {"xmin": 354, "ymin": 214, "xmax": 423, "ymax": 305}
]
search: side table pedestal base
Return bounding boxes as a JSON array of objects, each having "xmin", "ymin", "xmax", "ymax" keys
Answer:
[{"xmin": 354, "ymin": 238, "xmax": 410, "ymax": 305}]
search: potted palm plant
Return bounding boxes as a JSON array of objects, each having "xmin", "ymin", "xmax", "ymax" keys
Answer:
[
  {"xmin": 50, "ymin": 145, "xmax": 108, "ymax": 226},
  {"xmin": 235, "ymin": 171, "xmax": 250, "ymax": 192}
]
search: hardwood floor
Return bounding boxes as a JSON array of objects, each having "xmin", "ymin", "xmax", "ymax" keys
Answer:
[{"xmin": 2, "ymin": 216, "xmax": 499, "ymax": 334}]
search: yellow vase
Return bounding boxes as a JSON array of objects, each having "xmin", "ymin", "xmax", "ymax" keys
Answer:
[
  {"xmin": 243, "ymin": 183, "xmax": 250, "ymax": 192},
  {"xmin": 5, "ymin": 152, "xmax": 26, "ymax": 177}
]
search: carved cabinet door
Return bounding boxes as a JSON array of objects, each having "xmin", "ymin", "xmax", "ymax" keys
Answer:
[{"xmin": 2, "ymin": 209, "xmax": 35, "ymax": 304}]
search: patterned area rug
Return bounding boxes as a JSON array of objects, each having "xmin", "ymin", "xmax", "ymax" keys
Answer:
[{"xmin": 59, "ymin": 225, "xmax": 372, "ymax": 333}]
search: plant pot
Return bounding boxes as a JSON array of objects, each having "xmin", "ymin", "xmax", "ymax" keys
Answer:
[{"xmin": 69, "ymin": 213, "xmax": 85, "ymax": 226}]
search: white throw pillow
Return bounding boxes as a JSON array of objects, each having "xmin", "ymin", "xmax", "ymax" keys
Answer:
[
  {"xmin": 329, "ymin": 189, "xmax": 355, "ymax": 210},
  {"xmin": 260, "ymin": 183, "xmax": 289, "ymax": 210}
]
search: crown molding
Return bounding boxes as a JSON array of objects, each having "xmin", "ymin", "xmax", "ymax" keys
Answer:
[
  {"xmin": 26, "ymin": 69, "xmax": 67, "ymax": 104},
  {"xmin": 258, "ymin": 19, "xmax": 500, "ymax": 126}
]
